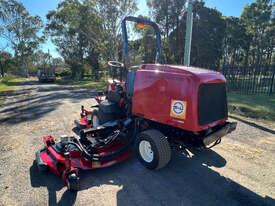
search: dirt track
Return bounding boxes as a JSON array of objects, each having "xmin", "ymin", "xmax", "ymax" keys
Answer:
[{"xmin": 0, "ymin": 80, "xmax": 274, "ymax": 206}]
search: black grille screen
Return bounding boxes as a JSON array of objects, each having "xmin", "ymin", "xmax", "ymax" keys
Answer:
[{"xmin": 198, "ymin": 83, "xmax": 228, "ymax": 126}]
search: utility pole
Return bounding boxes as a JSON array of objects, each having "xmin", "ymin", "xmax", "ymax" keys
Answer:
[{"xmin": 184, "ymin": 0, "xmax": 193, "ymax": 66}]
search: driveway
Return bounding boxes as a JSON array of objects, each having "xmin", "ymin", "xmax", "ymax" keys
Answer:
[{"xmin": 0, "ymin": 80, "xmax": 274, "ymax": 206}]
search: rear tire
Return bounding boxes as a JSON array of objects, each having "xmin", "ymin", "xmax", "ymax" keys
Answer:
[{"xmin": 135, "ymin": 129, "xmax": 171, "ymax": 170}]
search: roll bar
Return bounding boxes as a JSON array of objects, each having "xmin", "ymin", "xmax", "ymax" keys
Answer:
[{"xmin": 121, "ymin": 16, "xmax": 162, "ymax": 67}]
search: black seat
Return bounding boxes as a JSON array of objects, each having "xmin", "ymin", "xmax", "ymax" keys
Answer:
[
  {"xmin": 108, "ymin": 90, "xmax": 122, "ymax": 103},
  {"xmin": 97, "ymin": 73, "xmax": 135, "ymax": 124},
  {"xmin": 97, "ymin": 85, "xmax": 123, "ymax": 124},
  {"xmin": 99, "ymin": 100, "xmax": 119, "ymax": 114}
]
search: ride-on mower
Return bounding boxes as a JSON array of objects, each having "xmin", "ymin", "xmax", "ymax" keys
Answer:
[{"xmin": 35, "ymin": 16, "xmax": 237, "ymax": 191}]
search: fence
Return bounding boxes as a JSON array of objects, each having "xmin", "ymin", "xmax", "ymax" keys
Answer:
[{"xmin": 222, "ymin": 65, "xmax": 275, "ymax": 95}]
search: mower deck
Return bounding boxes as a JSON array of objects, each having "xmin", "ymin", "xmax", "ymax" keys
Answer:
[{"xmin": 36, "ymin": 136, "xmax": 132, "ymax": 191}]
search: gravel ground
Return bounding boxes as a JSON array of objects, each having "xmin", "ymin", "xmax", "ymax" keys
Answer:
[{"xmin": 0, "ymin": 80, "xmax": 274, "ymax": 206}]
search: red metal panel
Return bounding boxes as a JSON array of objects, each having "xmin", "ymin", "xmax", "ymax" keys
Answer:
[
  {"xmin": 132, "ymin": 64, "xmax": 227, "ymax": 132},
  {"xmin": 40, "ymin": 138, "xmax": 132, "ymax": 175}
]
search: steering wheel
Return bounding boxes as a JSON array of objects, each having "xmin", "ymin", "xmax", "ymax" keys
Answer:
[{"xmin": 108, "ymin": 61, "xmax": 124, "ymax": 68}]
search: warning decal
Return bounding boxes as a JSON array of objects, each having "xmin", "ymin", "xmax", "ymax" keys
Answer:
[{"xmin": 170, "ymin": 100, "xmax": 187, "ymax": 119}]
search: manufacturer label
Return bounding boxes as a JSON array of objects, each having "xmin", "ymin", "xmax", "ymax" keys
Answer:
[{"xmin": 170, "ymin": 100, "xmax": 187, "ymax": 119}]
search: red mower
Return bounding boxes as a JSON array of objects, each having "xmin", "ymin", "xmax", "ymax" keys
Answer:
[{"xmin": 35, "ymin": 16, "xmax": 237, "ymax": 191}]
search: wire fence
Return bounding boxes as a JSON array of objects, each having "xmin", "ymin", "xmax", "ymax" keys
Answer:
[{"xmin": 222, "ymin": 65, "xmax": 275, "ymax": 95}]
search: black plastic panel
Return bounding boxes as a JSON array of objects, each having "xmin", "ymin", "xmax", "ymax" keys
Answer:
[
  {"xmin": 198, "ymin": 83, "xmax": 228, "ymax": 126},
  {"xmin": 126, "ymin": 71, "xmax": 136, "ymax": 99}
]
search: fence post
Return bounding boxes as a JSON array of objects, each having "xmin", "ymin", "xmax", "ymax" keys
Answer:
[{"xmin": 269, "ymin": 66, "xmax": 275, "ymax": 96}]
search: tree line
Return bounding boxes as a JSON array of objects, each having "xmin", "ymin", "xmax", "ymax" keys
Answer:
[
  {"xmin": 146, "ymin": 0, "xmax": 274, "ymax": 69},
  {"xmin": 0, "ymin": 0, "xmax": 274, "ymax": 79}
]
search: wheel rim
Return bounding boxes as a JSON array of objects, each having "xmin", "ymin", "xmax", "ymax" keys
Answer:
[
  {"xmin": 92, "ymin": 115, "xmax": 100, "ymax": 127},
  {"xmin": 139, "ymin": 140, "xmax": 154, "ymax": 163}
]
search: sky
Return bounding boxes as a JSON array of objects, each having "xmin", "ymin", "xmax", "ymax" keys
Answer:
[{"xmin": 13, "ymin": 0, "xmax": 256, "ymax": 58}]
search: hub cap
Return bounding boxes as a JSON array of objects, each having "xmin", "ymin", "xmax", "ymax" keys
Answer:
[
  {"xmin": 92, "ymin": 115, "xmax": 100, "ymax": 127},
  {"xmin": 139, "ymin": 140, "xmax": 154, "ymax": 163}
]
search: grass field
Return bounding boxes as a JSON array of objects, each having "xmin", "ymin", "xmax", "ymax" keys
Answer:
[
  {"xmin": 0, "ymin": 76, "xmax": 22, "ymax": 104},
  {"xmin": 56, "ymin": 78, "xmax": 106, "ymax": 91},
  {"xmin": 228, "ymin": 92, "xmax": 275, "ymax": 123}
]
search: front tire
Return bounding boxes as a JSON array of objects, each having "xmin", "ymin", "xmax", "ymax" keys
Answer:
[
  {"xmin": 135, "ymin": 129, "xmax": 171, "ymax": 170},
  {"xmin": 36, "ymin": 149, "xmax": 48, "ymax": 172},
  {"xmin": 67, "ymin": 173, "xmax": 80, "ymax": 191}
]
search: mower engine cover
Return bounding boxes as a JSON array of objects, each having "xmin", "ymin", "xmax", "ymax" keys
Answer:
[{"xmin": 132, "ymin": 64, "xmax": 228, "ymax": 132}]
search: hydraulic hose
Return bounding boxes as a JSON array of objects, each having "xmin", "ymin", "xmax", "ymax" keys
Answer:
[
  {"xmin": 90, "ymin": 119, "xmax": 137, "ymax": 162},
  {"xmin": 92, "ymin": 128, "xmax": 136, "ymax": 162},
  {"xmin": 63, "ymin": 119, "xmax": 137, "ymax": 162}
]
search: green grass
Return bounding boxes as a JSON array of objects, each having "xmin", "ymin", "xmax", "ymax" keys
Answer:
[
  {"xmin": 0, "ymin": 78, "xmax": 22, "ymax": 92},
  {"xmin": 0, "ymin": 75, "xmax": 22, "ymax": 105},
  {"xmin": 228, "ymin": 92, "xmax": 275, "ymax": 123},
  {"xmin": 56, "ymin": 78, "xmax": 105, "ymax": 91}
]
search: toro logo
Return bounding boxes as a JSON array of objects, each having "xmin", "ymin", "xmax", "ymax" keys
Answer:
[
  {"xmin": 170, "ymin": 100, "xmax": 187, "ymax": 119},
  {"xmin": 173, "ymin": 102, "xmax": 184, "ymax": 114}
]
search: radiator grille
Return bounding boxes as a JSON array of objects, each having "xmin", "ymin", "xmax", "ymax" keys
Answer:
[{"xmin": 198, "ymin": 83, "xmax": 228, "ymax": 126}]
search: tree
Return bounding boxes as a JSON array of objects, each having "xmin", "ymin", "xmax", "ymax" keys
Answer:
[
  {"xmin": 222, "ymin": 17, "xmax": 251, "ymax": 66},
  {"xmin": 52, "ymin": 57, "xmax": 64, "ymax": 68},
  {"xmin": 30, "ymin": 50, "xmax": 52, "ymax": 69},
  {"xmin": 147, "ymin": 0, "xmax": 274, "ymax": 68},
  {"xmin": 147, "ymin": 0, "xmax": 186, "ymax": 39},
  {"xmin": 147, "ymin": 0, "xmax": 187, "ymax": 63},
  {"xmin": 0, "ymin": 0, "xmax": 44, "ymax": 77},
  {"xmin": 131, "ymin": 15, "xmax": 157, "ymax": 64},
  {"xmin": 94, "ymin": 0, "xmax": 137, "ymax": 60},
  {"xmin": 45, "ymin": 0, "xmax": 103, "ymax": 79},
  {"xmin": 0, "ymin": 51, "xmax": 12, "ymax": 77},
  {"xmin": 168, "ymin": 1, "xmax": 226, "ymax": 69},
  {"xmin": 240, "ymin": 0, "xmax": 275, "ymax": 65}
]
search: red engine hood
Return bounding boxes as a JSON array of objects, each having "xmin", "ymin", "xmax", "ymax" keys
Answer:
[{"xmin": 140, "ymin": 64, "xmax": 226, "ymax": 83}]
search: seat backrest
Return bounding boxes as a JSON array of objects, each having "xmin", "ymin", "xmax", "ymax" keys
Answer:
[{"xmin": 108, "ymin": 90, "xmax": 122, "ymax": 103}]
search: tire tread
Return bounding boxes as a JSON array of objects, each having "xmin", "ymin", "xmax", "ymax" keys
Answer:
[{"xmin": 140, "ymin": 129, "xmax": 171, "ymax": 170}]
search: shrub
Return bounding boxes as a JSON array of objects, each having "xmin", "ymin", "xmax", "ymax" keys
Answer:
[{"xmin": 0, "ymin": 74, "xmax": 16, "ymax": 83}]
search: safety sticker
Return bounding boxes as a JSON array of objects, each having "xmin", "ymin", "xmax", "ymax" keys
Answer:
[{"xmin": 170, "ymin": 100, "xmax": 187, "ymax": 119}]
